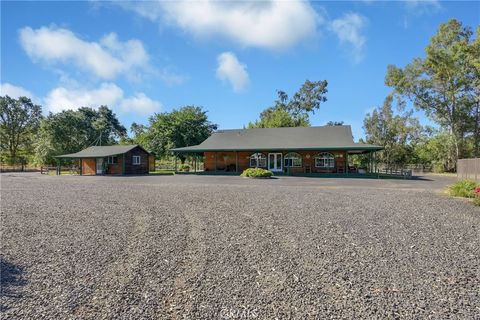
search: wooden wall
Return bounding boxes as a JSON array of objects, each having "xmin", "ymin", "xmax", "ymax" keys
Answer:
[
  {"xmin": 107, "ymin": 157, "xmax": 123, "ymax": 174},
  {"xmin": 124, "ymin": 147, "xmax": 149, "ymax": 174},
  {"xmin": 148, "ymin": 155, "xmax": 155, "ymax": 172},
  {"xmin": 203, "ymin": 150, "xmax": 347, "ymax": 173},
  {"xmin": 81, "ymin": 158, "xmax": 96, "ymax": 175}
]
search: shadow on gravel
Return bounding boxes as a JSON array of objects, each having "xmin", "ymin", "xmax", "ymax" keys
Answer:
[{"xmin": 0, "ymin": 257, "xmax": 27, "ymax": 311}]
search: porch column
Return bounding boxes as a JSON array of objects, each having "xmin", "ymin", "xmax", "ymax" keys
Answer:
[
  {"xmin": 235, "ymin": 151, "xmax": 239, "ymax": 173},
  {"xmin": 174, "ymin": 154, "xmax": 178, "ymax": 173},
  {"xmin": 122, "ymin": 154, "xmax": 126, "ymax": 175},
  {"xmin": 369, "ymin": 152, "xmax": 373, "ymax": 173},
  {"xmin": 215, "ymin": 152, "xmax": 218, "ymax": 172},
  {"xmin": 345, "ymin": 153, "xmax": 349, "ymax": 175},
  {"xmin": 194, "ymin": 154, "xmax": 197, "ymax": 173},
  {"xmin": 79, "ymin": 159, "xmax": 83, "ymax": 175}
]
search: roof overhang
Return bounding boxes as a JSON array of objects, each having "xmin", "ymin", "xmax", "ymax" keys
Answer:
[
  {"xmin": 56, "ymin": 152, "xmax": 124, "ymax": 159},
  {"xmin": 171, "ymin": 146, "xmax": 384, "ymax": 153},
  {"xmin": 55, "ymin": 145, "xmax": 151, "ymax": 158}
]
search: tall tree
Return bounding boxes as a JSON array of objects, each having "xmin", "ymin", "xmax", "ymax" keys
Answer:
[
  {"xmin": 34, "ymin": 106, "xmax": 126, "ymax": 165},
  {"xmin": 385, "ymin": 19, "xmax": 478, "ymax": 167},
  {"xmin": 467, "ymin": 26, "xmax": 480, "ymax": 156},
  {"xmin": 363, "ymin": 95, "xmax": 424, "ymax": 168},
  {"xmin": 145, "ymin": 106, "xmax": 217, "ymax": 162},
  {"xmin": 326, "ymin": 121, "xmax": 344, "ymax": 126},
  {"xmin": 249, "ymin": 80, "xmax": 328, "ymax": 128},
  {"xmin": 0, "ymin": 96, "xmax": 42, "ymax": 164}
]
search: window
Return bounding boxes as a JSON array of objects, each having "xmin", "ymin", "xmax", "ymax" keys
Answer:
[
  {"xmin": 107, "ymin": 156, "xmax": 118, "ymax": 164},
  {"xmin": 133, "ymin": 155, "xmax": 141, "ymax": 165},
  {"xmin": 249, "ymin": 153, "xmax": 266, "ymax": 168},
  {"xmin": 315, "ymin": 153, "xmax": 335, "ymax": 168},
  {"xmin": 284, "ymin": 152, "xmax": 302, "ymax": 167}
]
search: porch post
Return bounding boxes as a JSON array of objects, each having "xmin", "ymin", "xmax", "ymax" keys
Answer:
[
  {"xmin": 194, "ymin": 154, "xmax": 197, "ymax": 173},
  {"xmin": 215, "ymin": 152, "xmax": 218, "ymax": 172},
  {"xmin": 345, "ymin": 152, "xmax": 349, "ymax": 175},
  {"xmin": 174, "ymin": 153, "xmax": 178, "ymax": 173},
  {"xmin": 370, "ymin": 151, "xmax": 373, "ymax": 173},
  {"xmin": 235, "ymin": 151, "xmax": 239, "ymax": 173},
  {"xmin": 122, "ymin": 154, "xmax": 126, "ymax": 175},
  {"xmin": 80, "ymin": 158, "xmax": 83, "ymax": 176}
]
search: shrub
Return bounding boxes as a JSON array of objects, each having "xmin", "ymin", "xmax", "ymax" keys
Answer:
[
  {"xmin": 448, "ymin": 180, "xmax": 478, "ymax": 198},
  {"xmin": 473, "ymin": 196, "xmax": 480, "ymax": 206},
  {"xmin": 474, "ymin": 187, "xmax": 480, "ymax": 206},
  {"xmin": 179, "ymin": 164, "xmax": 190, "ymax": 172},
  {"xmin": 240, "ymin": 168, "xmax": 273, "ymax": 178}
]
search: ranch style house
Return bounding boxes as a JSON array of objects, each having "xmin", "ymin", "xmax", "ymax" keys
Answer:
[
  {"xmin": 56, "ymin": 145, "xmax": 154, "ymax": 175},
  {"xmin": 172, "ymin": 126, "xmax": 383, "ymax": 174}
]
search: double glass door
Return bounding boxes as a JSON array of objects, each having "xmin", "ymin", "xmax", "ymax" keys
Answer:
[{"xmin": 268, "ymin": 153, "xmax": 282, "ymax": 172}]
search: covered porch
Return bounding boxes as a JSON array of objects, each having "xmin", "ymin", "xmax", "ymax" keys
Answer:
[{"xmin": 172, "ymin": 148, "xmax": 382, "ymax": 176}]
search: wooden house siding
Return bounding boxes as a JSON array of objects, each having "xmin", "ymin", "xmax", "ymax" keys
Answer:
[
  {"xmin": 106, "ymin": 157, "xmax": 123, "ymax": 174},
  {"xmin": 204, "ymin": 150, "xmax": 346, "ymax": 173},
  {"xmin": 124, "ymin": 147, "xmax": 149, "ymax": 174},
  {"xmin": 81, "ymin": 159, "xmax": 96, "ymax": 175},
  {"xmin": 149, "ymin": 155, "xmax": 156, "ymax": 172}
]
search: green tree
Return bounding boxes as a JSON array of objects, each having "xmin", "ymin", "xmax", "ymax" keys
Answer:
[
  {"xmin": 467, "ymin": 26, "xmax": 480, "ymax": 156},
  {"xmin": 0, "ymin": 96, "xmax": 42, "ymax": 164},
  {"xmin": 385, "ymin": 19, "xmax": 478, "ymax": 168},
  {"xmin": 121, "ymin": 122, "xmax": 149, "ymax": 146},
  {"xmin": 34, "ymin": 106, "xmax": 126, "ymax": 165},
  {"xmin": 363, "ymin": 95, "xmax": 424, "ymax": 168},
  {"xmin": 248, "ymin": 108, "xmax": 309, "ymax": 128},
  {"xmin": 249, "ymin": 80, "xmax": 328, "ymax": 128},
  {"xmin": 326, "ymin": 121, "xmax": 344, "ymax": 126},
  {"xmin": 145, "ymin": 106, "xmax": 217, "ymax": 163},
  {"xmin": 413, "ymin": 130, "xmax": 456, "ymax": 172}
]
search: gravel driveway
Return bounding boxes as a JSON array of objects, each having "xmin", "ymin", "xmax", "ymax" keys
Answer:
[{"xmin": 1, "ymin": 173, "xmax": 479, "ymax": 319}]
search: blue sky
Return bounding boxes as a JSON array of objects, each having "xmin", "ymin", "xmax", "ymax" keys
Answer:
[{"xmin": 1, "ymin": 1, "xmax": 479, "ymax": 140}]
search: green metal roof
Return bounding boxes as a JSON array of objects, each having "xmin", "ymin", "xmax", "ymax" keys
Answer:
[
  {"xmin": 171, "ymin": 126, "xmax": 383, "ymax": 152},
  {"xmin": 56, "ymin": 145, "xmax": 143, "ymax": 158}
]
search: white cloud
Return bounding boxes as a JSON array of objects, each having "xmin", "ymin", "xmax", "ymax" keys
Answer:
[
  {"xmin": 118, "ymin": 0, "xmax": 321, "ymax": 50},
  {"xmin": 19, "ymin": 26, "xmax": 150, "ymax": 80},
  {"xmin": 120, "ymin": 93, "xmax": 162, "ymax": 115},
  {"xmin": 0, "ymin": 83, "xmax": 35, "ymax": 99},
  {"xmin": 44, "ymin": 83, "xmax": 161, "ymax": 115},
  {"xmin": 331, "ymin": 13, "xmax": 367, "ymax": 63},
  {"xmin": 404, "ymin": 0, "xmax": 441, "ymax": 10},
  {"xmin": 216, "ymin": 52, "xmax": 249, "ymax": 93}
]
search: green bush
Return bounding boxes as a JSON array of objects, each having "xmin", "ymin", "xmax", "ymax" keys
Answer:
[
  {"xmin": 179, "ymin": 164, "xmax": 190, "ymax": 172},
  {"xmin": 473, "ymin": 196, "xmax": 480, "ymax": 206},
  {"xmin": 432, "ymin": 162, "xmax": 446, "ymax": 173},
  {"xmin": 448, "ymin": 180, "xmax": 478, "ymax": 198},
  {"xmin": 240, "ymin": 168, "xmax": 273, "ymax": 178}
]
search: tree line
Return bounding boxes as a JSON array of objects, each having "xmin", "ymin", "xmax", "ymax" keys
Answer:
[{"xmin": 1, "ymin": 19, "xmax": 478, "ymax": 172}]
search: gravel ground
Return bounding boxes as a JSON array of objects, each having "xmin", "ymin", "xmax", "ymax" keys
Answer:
[{"xmin": 1, "ymin": 173, "xmax": 479, "ymax": 319}]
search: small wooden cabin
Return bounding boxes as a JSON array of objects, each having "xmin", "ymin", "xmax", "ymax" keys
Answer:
[{"xmin": 57, "ymin": 145, "xmax": 154, "ymax": 175}]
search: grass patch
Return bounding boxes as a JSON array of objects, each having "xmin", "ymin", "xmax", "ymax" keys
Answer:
[
  {"xmin": 149, "ymin": 170, "xmax": 175, "ymax": 175},
  {"xmin": 240, "ymin": 168, "xmax": 273, "ymax": 178},
  {"xmin": 448, "ymin": 179, "xmax": 478, "ymax": 198},
  {"xmin": 47, "ymin": 170, "xmax": 78, "ymax": 175}
]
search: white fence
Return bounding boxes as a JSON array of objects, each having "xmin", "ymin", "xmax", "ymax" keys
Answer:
[{"xmin": 457, "ymin": 158, "xmax": 480, "ymax": 181}]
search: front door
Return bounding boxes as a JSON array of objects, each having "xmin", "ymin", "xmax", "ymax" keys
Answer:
[
  {"xmin": 268, "ymin": 153, "xmax": 282, "ymax": 172},
  {"xmin": 96, "ymin": 158, "xmax": 103, "ymax": 174}
]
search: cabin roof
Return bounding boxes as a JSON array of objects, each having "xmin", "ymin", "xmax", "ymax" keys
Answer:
[{"xmin": 56, "ymin": 145, "xmax": 148, "ymax": 158}]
